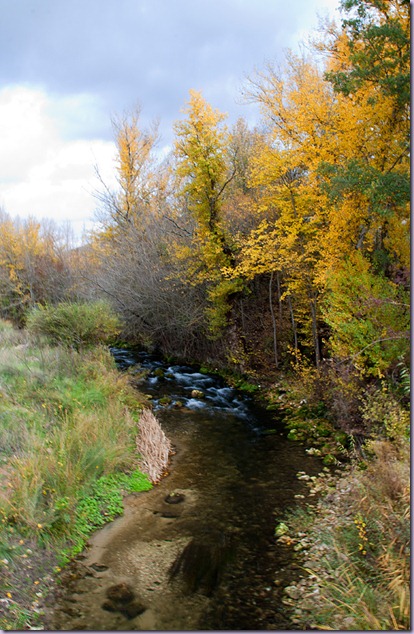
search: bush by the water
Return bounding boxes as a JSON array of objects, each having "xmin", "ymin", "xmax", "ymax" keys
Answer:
[{"xmin": 26, "ymin": 300, "xmax": 121, "ymax": 350}]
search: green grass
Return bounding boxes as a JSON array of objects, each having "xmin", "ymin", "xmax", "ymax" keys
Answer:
[
  {"xmin": 59, "ymin": 469, "xmax": 151, "ymax": 562},
  {"xmin": 0, "ymin": 319, "xmax": 152, "ymax": 630}
]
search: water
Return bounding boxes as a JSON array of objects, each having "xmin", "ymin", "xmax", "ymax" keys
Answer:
[{"xmin": 48, "ymin": 348, "xmax": 322, "ymax": 631}]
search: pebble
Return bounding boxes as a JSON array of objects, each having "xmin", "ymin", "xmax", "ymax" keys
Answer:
[{"xmin": 284, "ymin": 585, "xmax": 300, "ymax": 600}]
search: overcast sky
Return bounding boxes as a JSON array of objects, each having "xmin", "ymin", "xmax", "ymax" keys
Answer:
[{"xmin": 0, "ymin": 0, "xmax": 340, "ymax": 239}]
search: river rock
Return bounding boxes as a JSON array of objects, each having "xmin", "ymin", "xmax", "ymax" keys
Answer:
[
  {"xmin": 165, "ymin": 492, "xmax": 185, "ymax": 504},
  {"xmin": 161, "ymin": 510, "xmax": 179, "ymax": 518},
  {"xmin": 284, "ymin": 585, "xmax": 300, "ymax": 600},
  {"xmin": 275, "ymin": 522, "xmax": 289, "ymax": 537},
  {"xmin": 191, "ymin": 389, "xmax": 204, "ymax": 398},
  {"xmin": 121, "ymin": 600, "xmax": 146, "ymax": 619},
  {"xmin": 90, "ymin": 563, "xmax": 108, "ymax": 572},
  {"xmin": 61, "ymin": 603, "xmax": 81, "ymax": 617},
  {"xmin": 105, "ymin": 582, "xmax": 135, "ymax": 603},
  {"xmin": 276, "ymin": 534, "xmax": 295, "ymax": 545}
]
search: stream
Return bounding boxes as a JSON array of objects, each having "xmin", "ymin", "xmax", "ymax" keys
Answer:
[{"xmin": 48, "ymin": 348, "xmax": 322, "ymax": 631}]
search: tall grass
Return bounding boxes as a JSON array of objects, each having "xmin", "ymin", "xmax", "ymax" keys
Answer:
[
  {"xmin": 288, "ymin": 439, "xmax": 410, "ymax": 630},
  {"xmin": 0, "ymin": 317, "xmax": 159, "ymax": 627},
  {"xmin": 0, "ymin": 328, "xmax": 146, "ymax": 532}
]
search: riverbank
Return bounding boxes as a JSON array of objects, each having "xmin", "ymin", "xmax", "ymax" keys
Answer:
[
  {"xmin": 0, "ymin": 320, "xmax": 154, "ymax": 630},
  {"xmin": 278, "ymin": 438, "xmax": 410, "ymax": 630},
  {"xmin": 257, "ymin": 364, "xmax": 410, "ymax": 630},
  {"xmin": 0, "ymin": 321, "xmax": 409, "ymax": 630}
]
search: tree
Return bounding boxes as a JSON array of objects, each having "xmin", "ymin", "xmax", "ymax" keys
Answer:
[
  {"xmin": 317, "ymin": 0, "xmax": 410, "ymax": 375},
  {"xmin": 326, "ymin": 0, "xmax": 410, "ymax": 111},
  {"xmin": 239, "ymin": 54, "xmax": 338, "ymax": 366},
  {"xmin": 94, "ymin": 107, "xmax": 159, "ymax": 232},
  {"xmin": 0, "ymin": 210, "xmax": 77, "ymax": 326},
  {"xmin": 322, "ymin": 251, "xmax": 409, "ymax": 377},
  {"xmin": 174, "ymin": 90, "xmax": 233, "ymax": 242},
  {"xmin": 318, "ymin": 0, "xmax": 410, "ymax": 279},
  {"xmin": 89, "ymin": 107, "xmax": 208, "ymax": 355},
  {"xmin": 172, "ymin": 90, "xmax": 242, "ymax": 337}
]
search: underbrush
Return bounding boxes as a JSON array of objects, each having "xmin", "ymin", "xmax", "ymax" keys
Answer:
[
  {"xmin": 0, "ymin": 319, "xmax": 155, "ymax": 629},
  {"xmin": 282, "ymin": 440, "xmax": 410, "ymax": 630},
  {"xmin": 265, "ymin": 354, "xmax": 410, "ymax": 465},
  {"xmin": 267, "ymin": 353, "xmax": 410, "ymax": 629}
]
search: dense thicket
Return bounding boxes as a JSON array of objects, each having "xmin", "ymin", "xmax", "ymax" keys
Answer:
[{"xmin": 0, "ymin": 0, "xmax": 409, "ymax": 433}]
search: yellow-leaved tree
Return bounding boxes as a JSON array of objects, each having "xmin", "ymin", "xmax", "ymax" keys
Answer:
[
  {"xmin": 0, "ymin": 211, "xmax": 76, "ymax": 325},
  {"xmin": 172, "ymin": 90, "xmax": 243, "ymax": 337},
  {"xmin": 315, "ymin": 0, "xmax": 410, "ymax": 376}
]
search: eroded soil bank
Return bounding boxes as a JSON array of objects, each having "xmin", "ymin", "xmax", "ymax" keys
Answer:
[{"xmin": 45, "ymin": 354, "xmax": 322, "ymax": 630}]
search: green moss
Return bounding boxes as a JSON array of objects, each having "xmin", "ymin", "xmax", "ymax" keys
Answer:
[{"xmin": 282, "ymin": 400, "xmax": 349, "ymax": 461}]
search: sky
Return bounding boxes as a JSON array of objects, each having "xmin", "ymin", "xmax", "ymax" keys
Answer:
[{"xmin": 0, "ymin": 0, "xmax": 341, "ymax": 239}]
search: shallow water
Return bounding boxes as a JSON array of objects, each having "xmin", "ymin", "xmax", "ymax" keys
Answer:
[{"xmin": 48, "ymin": 348, "xmax": 322, "ymax": 630}]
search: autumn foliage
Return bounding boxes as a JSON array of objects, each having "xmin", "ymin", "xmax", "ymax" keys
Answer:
[{"xmin": 0, "ymin": 0, "xmax": 409, "ymax": 419}]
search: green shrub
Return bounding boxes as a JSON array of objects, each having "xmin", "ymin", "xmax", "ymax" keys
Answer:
[{"xmin": 26, "ymin": 301, "xmax": 121, "ymax": 350}]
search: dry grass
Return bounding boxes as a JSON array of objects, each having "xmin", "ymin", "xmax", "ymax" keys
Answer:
[
  {"xmin": 0, "ymin": 318, "xmax": 160, "ymax": 629},
  {"xmin": 0, "ymin": 320, "xmax": 155, "ymax": 534},
  {"xmin": 136, "ymin": 408, "xmax": 171, "ymax": 482},
  {"xmin": 287, "ymin": 439, "xmax": 410, "ymax": 630}
]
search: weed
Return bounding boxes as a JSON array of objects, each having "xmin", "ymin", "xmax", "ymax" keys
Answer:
[
  {"xmin": 59, "ymin": 469, "xmax": 151, "ymax": 561},
  {"xmin": 360, "ymin": 385, "xmax": 410, "ymax": 442}
]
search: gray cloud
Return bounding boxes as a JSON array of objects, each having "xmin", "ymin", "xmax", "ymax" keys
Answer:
[
  {"xmin": 0, "ymin": 0, "xmax": 338, "ymax": 150},
  {"xmin": 0, "ymin": 0, "xmax": 330, "ymax": 144},
  {"xmin": 0, "ymin": 0, "xmax": 339, "ymax": 231}
]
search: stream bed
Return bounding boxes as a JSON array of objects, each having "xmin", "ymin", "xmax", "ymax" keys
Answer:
[{"xmin": 48, "ymin": 348, "xmax": 322, "ymax": 630}]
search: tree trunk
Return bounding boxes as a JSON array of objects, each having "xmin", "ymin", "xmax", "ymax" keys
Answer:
[
  {"xmin": 269, "ymin": 271, "xmax": 279, "ymax": 369},
  {"xmin": 287, "ymin": 295, "xmax": 298, "ymax": 354},
  {"xmin": 276, "ymin": 272, "xmax": 282, "ymax": 320},
  {"xmin": 310, "ymin": 298, "xmax": 321, "ymax": 368}
]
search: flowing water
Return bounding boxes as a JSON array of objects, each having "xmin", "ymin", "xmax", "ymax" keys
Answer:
[{"xmin": 48, "ymin": 348, "xmax": 322, "ymax": 631}]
